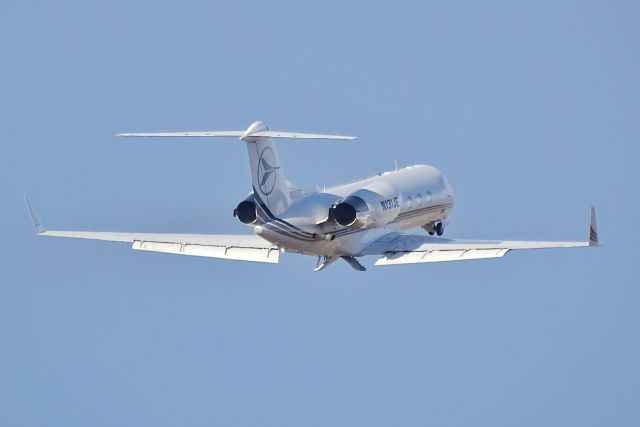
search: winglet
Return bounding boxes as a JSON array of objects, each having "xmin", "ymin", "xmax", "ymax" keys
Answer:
[
  {"xmin": 589, "ymin": 206, "xmax": 599, "ymax": 247},
  {"xmin": 24, "ymin": 197, "xmax": 46, "ymax": 235}
]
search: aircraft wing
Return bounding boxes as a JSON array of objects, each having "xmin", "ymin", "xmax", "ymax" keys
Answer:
[
  {"xmin": 361, "ymin": 208, "xmax": 598, "ymax": 265},
  {"xmin": 25, "ymin": 198, "xmax": 279, "ymax": 263}
]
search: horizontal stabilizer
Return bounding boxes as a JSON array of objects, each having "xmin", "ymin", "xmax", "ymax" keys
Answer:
[
  {"xmin": 251, "ymin": 131, "xmax": 356, "ymax": 140},
  {"xmin": 117, "ymin": 131, "xmax": 356, "ymax": 140},
  {"xmin": 117, "ymin": 131, "xmax": 245, "ymax": 138},
  {"xmin": 116, "ymin": 130, "xmax": 357, "ymax": 140}
]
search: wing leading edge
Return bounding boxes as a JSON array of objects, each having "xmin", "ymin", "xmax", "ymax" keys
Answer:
[
  {"xmin": 24, "ymin": 198, "xmax": 279, "ymax": 263},
  {"xmin": 363, "ymin": 207, "xmax": 599, "ymax": 265}
]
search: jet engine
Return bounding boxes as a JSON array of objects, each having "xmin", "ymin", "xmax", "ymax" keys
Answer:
[
  {"xmin": 331, "ymin": 182, "xmax": 401, "ymax": 228},
  {"xmin": 233, "ymin": 196, "xmax": 258, "ymax": 224}
]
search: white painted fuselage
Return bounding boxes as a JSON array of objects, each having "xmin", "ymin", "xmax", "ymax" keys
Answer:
[{"xmin": 252, "ymin": 165, "xmax": 455, "ymax": 257}]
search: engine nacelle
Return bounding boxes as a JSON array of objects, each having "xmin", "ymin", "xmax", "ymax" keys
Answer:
[
  {"xmin": 332, "ymin": 182, "xmax": 401, "ymax": 228},
  {"xmin": 233, "ymin": 196, "xmax": 258, "ymax": 225}
]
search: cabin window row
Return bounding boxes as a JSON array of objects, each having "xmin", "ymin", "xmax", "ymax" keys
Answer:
[{"xmin": 405, "ymin": 191, "xmax": 432, "ymax": 209}]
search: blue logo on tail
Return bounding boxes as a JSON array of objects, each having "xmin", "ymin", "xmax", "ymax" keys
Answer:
[{"xmin": 257, "ymin": 146, "xmax": 280, "ymax": 195}]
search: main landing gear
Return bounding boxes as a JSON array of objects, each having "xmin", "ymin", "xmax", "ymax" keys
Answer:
[
  {"xmin": 423, "ymin": 221, "xmax": 444, "ymax": 236},
  {"xmin": 314, "ymin": 256, "xmax": 366, "ymax": 272}
]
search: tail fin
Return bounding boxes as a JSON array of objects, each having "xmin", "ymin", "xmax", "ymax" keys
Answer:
[
  {"xmin": 117, "ymin": 121, "xmax": 356, "ymax": 216},
  {"xmin": 241, "ymin": 121, "xmax": 291, "ymax": 215}
]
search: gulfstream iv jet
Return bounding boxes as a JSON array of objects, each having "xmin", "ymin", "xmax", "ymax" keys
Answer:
[{"xmin": 25, "ymin": 121, "xmax": 599, "ymax": 271}]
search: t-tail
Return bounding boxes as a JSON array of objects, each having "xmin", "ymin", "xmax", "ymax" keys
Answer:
[
  {"xmin": 117, "ymin": 121, "xmax": 356, "ymax": 216},
  {"xmin": 242, "ymin": 121, "xmax": 292, "ymax": 216}
]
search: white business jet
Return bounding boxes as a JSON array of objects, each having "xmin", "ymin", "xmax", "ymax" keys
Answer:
[{"xmin": 25, "ymin": 121, "xmax": 599, "ymax": 271}]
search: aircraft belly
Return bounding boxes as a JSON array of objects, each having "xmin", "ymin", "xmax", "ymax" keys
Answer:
[
  {"xmin": 398, "ymin": 207, "xmax": 449, "ymax": 229},
  {"xmin": 255, "ymin": 220, "xmax": 402, "ymax": 257},
  {"xmin": 392, "ymin": 201, "xmax": 452, "ymax": 230},
  {"xmin": 331, "ymin": 228, "xmax": 393, "ymax": 256}
]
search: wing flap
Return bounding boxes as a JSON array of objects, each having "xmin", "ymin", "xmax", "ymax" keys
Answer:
[
  {"xmin": 132, "ymin": 240, "xmax": 279, "ymax": 263},
  {"xmin": 375, "ymin": 248, "xmax": 509, "ymax": 265}
]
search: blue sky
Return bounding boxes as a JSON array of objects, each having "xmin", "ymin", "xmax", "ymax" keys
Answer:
[{"xmin": 1, "ymin": 1, "xmax": 638, "ymax": 425}]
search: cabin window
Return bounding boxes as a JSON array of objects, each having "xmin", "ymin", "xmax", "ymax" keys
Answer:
[
  {"xmin": 425, "ymin": 191, "xmax": 432, "ymax": 203},
  {"xmin": 416, "ymin": 193, "xmax": 423, "ymax": 206},
  {"xmin": 406, "ymin": 196, "xmax": 413, "ymax": 209}
]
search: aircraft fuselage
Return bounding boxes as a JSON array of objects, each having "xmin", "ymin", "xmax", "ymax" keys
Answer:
[{"xmin": 251, "ymin": 165, "xmax": 455, "ymax": 257}]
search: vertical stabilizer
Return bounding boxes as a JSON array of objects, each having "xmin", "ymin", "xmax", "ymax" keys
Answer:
[
  {"xmin": 116, "ymin": 120, "xmax": 356, "ymax": 217},
  {"xmin": 241, "ymin": 121, "xmax": 291, "ymax": 216}
]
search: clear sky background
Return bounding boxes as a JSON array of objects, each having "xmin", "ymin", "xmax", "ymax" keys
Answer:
[{"xmin": 1, "ymin": 0, "xmax": 638, "ymax": 425}]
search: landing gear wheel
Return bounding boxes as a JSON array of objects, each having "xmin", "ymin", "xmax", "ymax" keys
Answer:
[
  {"xmin": 428, "ymin": 231, "xmax": 435, "ymax": 236},
  {"xmin": 435, "ymin": 222, "xmax": 444, "ymax": 236}
]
